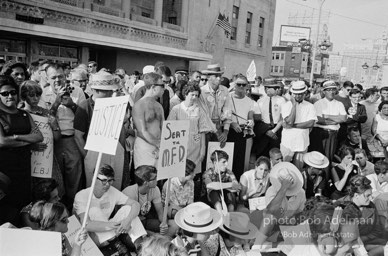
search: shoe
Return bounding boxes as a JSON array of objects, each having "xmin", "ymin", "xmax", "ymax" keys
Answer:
[{"xmin": 109, "ymin": 237, "xmax": 130, "ymax": 256}]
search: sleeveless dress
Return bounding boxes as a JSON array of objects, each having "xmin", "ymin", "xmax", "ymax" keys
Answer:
[{"xmin": 0, "ymin": 109, "xmax": 32, "ymax": 210}]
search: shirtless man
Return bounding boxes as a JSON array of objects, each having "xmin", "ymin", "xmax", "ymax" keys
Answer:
[{"xmin": 132, "ymin": 72, "xmax": 165, "ymax": 168}]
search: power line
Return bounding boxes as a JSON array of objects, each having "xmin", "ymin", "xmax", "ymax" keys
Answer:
[{"xmin": 285, "ymin": 0, "xmax": 387, "ymax": 28}]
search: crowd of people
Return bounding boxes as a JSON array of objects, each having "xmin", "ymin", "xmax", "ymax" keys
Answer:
[{"xmin": 1, "ymin": 58, "xmax": 388, "ymax": 256}]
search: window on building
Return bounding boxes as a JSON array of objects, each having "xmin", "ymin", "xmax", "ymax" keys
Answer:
[
  {"xmin": 258, "ymin": 17, "xmax": 265, "ymax": 48},
  {"xmin": 245, "ymin": 12, "xmax": 252, "ymax": 44},
  {"xmin": 271, "ymin": 66, "xmax": 274, "ymax": 72},
  {"xmin": 247, "ymin": 12, "xmax": 252, "ymax": 24},
  {"xmin": 291, "ymin": 54, "xmax": 296, "ymax": 61},
  {"xmin": 275, "ymin": 53, "xmax": 280, "ymax": 60},
  {"xmin": 272, "ymin": 53, "xmax": 275, "ymax": 60},
  {"xmin": 232, "ymin": 5, "xmax": 239, "ymax": 19},
  {"xmin": 93, "ymin": 0, "xmax": 105, "ymax": 5},
  {"xmin": 132, "ymin": 0, "xmax": 154, "ymax": 19},
  {"xmin": 274, "ymin": 66, "xmax": 278, "ymax": 73},
  {"xmin": 231, "ymin": 27, "xmax": 237, "ymax": 41},
  {"xmin": 279, "ymin": 66, "xmax": 284, "ymax": 73},
  {"xmin": 142, "ymin": 12, "xmax": 151, "ymax": 18},
  {"xmin": 245, "ymin": 31, "xmax": 251, "ymax": 44},
  {"xmin": 302, "ymin": 54, "xmax": 307, "ymax": 61},
  {"xmin": 280, "ymin": 53, "xmax": 285, "ymax": 60}
]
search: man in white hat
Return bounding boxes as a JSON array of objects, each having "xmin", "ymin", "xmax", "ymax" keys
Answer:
[
  {"xmin": 74, "ymin": 70, "xmax": 128, "ymax": 190},
  {"xmin": 199, "ymin": 63, "xmax": 232, "ymax": 147},
  {"xmin": 254, "ymin": 162, "xmax": 306, "ymax": 246},
  {"xmin": 310, "ymin": 80, "xmax": 347, "ymax": 176},
  {"xmin": 132, "ymin": 72, "xmax": 165, "ymax": 169},
  {"xmin": 301, "ymin": 151, "xmax": 329, "ymax": 198},
  {"xmin": 280, "ymin": 81, "xmax": 317, "ymax": 170}
]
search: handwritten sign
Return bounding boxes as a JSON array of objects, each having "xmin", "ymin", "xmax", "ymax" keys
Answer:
[
  {"xmin": 157, "ymin": 120, "xmax": 190, "ymax": 180},
  {"xmin": 206, "ymin": 142, "xmax": 234, "ymax": 170},
  {"xmin": 31, "ymin": 114, "xmax": 53, "ymax": 178},
  {"xmin": 85, "ymin": 95, "xmax": 129, "ymax": 155},
  {"xmin": 64, "ymin": 215, "xmax": 103, "ymax": 256},
  {"xmin": 246, "ymin": 60, "xmax": 257, "ymax": 82},
  {"xmin": 0, "ymin": 228, "xmax": 61, "ymax": 256}
]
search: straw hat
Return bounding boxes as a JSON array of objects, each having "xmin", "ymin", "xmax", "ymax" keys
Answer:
[
  {"xmin": 262, "ymin": 78, "xmax": 281, "ymax": 88},
  {"xmin": 220, "ymin": 212, "xmax": 258, "ymax": 240},
  {"xmin": 174, "ymin": 202, "xmax": 222, "ymax": 233},
  {"xmin": 201, "ymin": 64, "xmax": 224, "ymax": 75},
  {"xmin": 269, "ymin": 162, "xmax": 303, "ymax": 196},
  {"xmin": 89, "ymin": 70, "xmax": 120, "ymax": 90},
  {"xmin": 290, "ymin": 81, "xmax": 307, "ymax": 94},
  {"xmin": 303, "ymin": 151, "xmax": 329, "ymax": 169},
  {"xmin": 323, "ymin": 80, "xmax": 337, "ymax": 90},
  {"xmin": 142, "ymin": 65, "xmax": 155, "ymax": 75}
]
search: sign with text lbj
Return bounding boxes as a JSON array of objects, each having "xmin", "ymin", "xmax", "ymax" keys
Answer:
[
  {"xmin": 85, "ymin": 95, "xmax": 129, "ymax": 155},
  {"xmin": 157, "ymin": 120, "xmax": 190, "ymax": 180}
]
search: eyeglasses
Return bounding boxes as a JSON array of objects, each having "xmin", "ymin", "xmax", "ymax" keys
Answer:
[
  {"xmin": 236, "ymin": 83, "xmax": 247, "ymax": 87},
  {"xmin": 97, "ymin": 177, "xmax": 115, "ymax": 185},
  {"xmin": 200, "ymin": 78, "xmax": 208, "ymax": 82},
  {"xmin": 0, "ymin": 90, "xmax": 17, "ymax": 97}
]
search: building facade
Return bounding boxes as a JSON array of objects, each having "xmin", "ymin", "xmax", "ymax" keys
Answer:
[
  {"xmin": 270, "ymin": 46, "xmax": 309, "ymax": 79},
  {"xmin": 0, "ymin": 0, "xmax": 275, "ymax": 77}
]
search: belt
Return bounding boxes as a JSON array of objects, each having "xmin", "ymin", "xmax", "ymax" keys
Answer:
[
  {"xmin": 61, "ymin": 134, "xmax": 74, "ymax": 138},
  {"xmin": 317, "ymin": 127, "xmax": 337, "ymax": 133}
]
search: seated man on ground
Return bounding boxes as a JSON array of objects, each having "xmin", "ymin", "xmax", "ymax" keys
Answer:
[
  {"xmin": 269, "ymin": 148, "xmax": 283, "ymax": 168},
  {"xmin": 73, "ymin": 165, "xmax": 145, "ymax": 254},
  {"xmin": 203, "ymin": 150, "xmax": 240, "ymax": 213},
  {"xmin": 301, "ymin": 151, "xmax": 329, "ymax": 199},
  {"xmin": 122, "ymin": 165, "xmax": 178, "ymax": 237},
  {"xmin": 338, "ymin": 126, "xmax": 372, "ymax": 161}
]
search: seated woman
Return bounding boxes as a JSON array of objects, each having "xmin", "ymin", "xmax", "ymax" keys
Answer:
[
  {"xmin": 31, "ymin": 200, "xmax": 87, "ymax": 256},
  {"xmin": 122, "ymin": 165, "xmax": 178, "ymax": 237},
  {"xmin": 20, "ymin": 178, "xmax": 61, "ymax": 229},
  {"xmin": 331, "ymin": 145, "xmax": 358, "ymax": 200},
  {"xmin": 202, "ymin": 150, "xmax": 240, "ymax": 213},
  {"xmin": 162, "ymin": 159, "xmax": 195, "ymax": 219},
  {"xmin": 237, "ymin": 156, "xmax": 270, "ymax": 214},
  {"xmin": 338, "ymin": 175, "xmax": 387, "ymax": 256}
]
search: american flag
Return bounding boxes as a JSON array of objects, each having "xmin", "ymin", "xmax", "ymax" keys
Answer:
[{"xmin": 216, "ymin": 13, "xmax": 232, "ymax": 37}]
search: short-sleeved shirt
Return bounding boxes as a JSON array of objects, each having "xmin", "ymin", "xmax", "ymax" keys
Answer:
[
  {"xmin": 281, "ymin": 100, "xmax": 317, "ymax": 151},
  {"xmin": 257, "ymin": 95, "xmax": 286, "ymax": 124},
  {"xmin": 203, "ymin": 167, "xmax": 237, "ymax": 194},
  {"xmin": 314, "ymin": 97, "xmax": 346, "ymax": 131},
  {"xmin": 239, "ymin": 169, "xmax": 269, "ymax": 198},
  {"xmin": 162, "ymin": 177, "xmax": 194, "ymax": 209},
  {"xmin": 229, "ymin": 94, "xmax": 257, "ymax": 124},
  {"xmin": 73, "ymin": 187, "xmax": 128, "ymax": 219},
  {"xmin": 73, "ymin": 97, "xmax": 94, "ymax": 140},
  {"xmin": 122, "ymin": 184, "xmax": 161, "ymax": 206},
  {"xmin": 265, "ymin": 186, "xmax": 306, "ymax": 219}
]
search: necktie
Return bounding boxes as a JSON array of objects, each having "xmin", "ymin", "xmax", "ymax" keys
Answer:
[{"xmin": 269, "ymin": 97, "xmax": 274, "ymax": 127}]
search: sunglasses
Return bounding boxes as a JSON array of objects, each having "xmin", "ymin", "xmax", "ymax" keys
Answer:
[
  {"xmin": 97, "ymin": 177, "xmax": 115, "ymax": 185},
  {"xmin": 0, "ymin": 90, "xmax": 17, "ymax": 97},
  {"xmin": 236, "ymin": 83, "xmax": 247, "ymax": 87},
  {"xmin": 200, "ymin": 78, "xmax": 208, "ymax": 82}
]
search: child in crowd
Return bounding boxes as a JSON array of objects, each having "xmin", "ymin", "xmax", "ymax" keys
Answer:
[
  {"xmin": 203, "ymin": 150, "xmax": 240, "ymax": 213},
  {"xmin": 237, "ymin": 156, "xmax": 271, "ymax": 214},
  {"xmin": 162, "ymin": 159, "xmax": 195, "ymax": 219}
]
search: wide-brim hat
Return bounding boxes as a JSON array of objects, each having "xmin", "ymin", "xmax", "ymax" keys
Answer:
[
  {"xmin": 262, "ymin": 78, "xmax": 281, "ymax": 88},
  {"xmin": 323, "ymin": 80, "xmax": 337, "ymax": 90},
  {"xmin": 89, "ymin": 70, "xmax": 120, "ymax": 90},
  {"xmin": 201, "ymin": 64, "xmax": 224, "ymax": 75},
  {"xmin": 174, "ymin": 202, "xmax": 223, "ymax": 233},
  {"xmin": 220, "ymin": 212, "xmax": 258, "ymax": 240},
  {"xmin": 303, "ymin": 151, "xmax": 329, "ymax": 169},
  {"xmin": 269, "ymin": 162, "xmax": 303, "ymax": 196},
  {"xmin": 290, "ymin": 81, "xmax": 307, "ymax": 94}
]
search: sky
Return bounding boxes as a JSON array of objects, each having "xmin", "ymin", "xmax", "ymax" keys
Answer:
[{"xmin": 273, "ymin": 0, "xmax": 388, "ymax": 52}]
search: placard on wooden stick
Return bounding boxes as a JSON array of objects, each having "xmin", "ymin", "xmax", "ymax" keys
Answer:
[
  {"xmin": 157, "ymin": 120, "xmax": 190, "ymax": 180},
  {"xmin": 85, "ymin": 95, "xmax": 129, "ymax": 155}
]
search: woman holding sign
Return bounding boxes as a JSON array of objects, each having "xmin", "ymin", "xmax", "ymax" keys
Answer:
[
  {"xmin": 0, "ymin": 75, "xmax": 43, "ymax": 211},
  {"xmin": 168, "ymin": 81, "xmax": 214, "ymax": 174}
]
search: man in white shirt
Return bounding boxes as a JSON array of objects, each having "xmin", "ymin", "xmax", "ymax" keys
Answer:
[
  {"xmin": 310, "ymin": 81, "xmax": 347, "ymax": 175},
  {"xmin": 73, "ymin": 165, "xmax": 145, "ymax": 252},
  {"xmin": 254, "ymin": 78, "xmax": 286, "ymax": 157},
  {"xmin": 281, "ymin": 81, "xmax": 317, "ymax": 170}
]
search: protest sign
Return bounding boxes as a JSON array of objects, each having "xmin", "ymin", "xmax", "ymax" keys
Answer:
[
  {"xmin": 246, "ymin": 60, "xmax": 256, "ymax": 82},
  {"xmin": 248, "ymin": 197, "xmax": 266, "ymax": 212},
  {"xmin": 85, "ymin": 95, "xmax": 129, "ymax": 155},
  {"xmin": 0, "ymin": 228, "xmax": 61, "ymax": 256},
  {"xmin": 31, "ymin": 114, "xmax": 53, "ymax": 178},
  {"xmin": 206, "ymin": 142, "xmax": 234, "ymax": 170},
  {"xmin": 65, "ymin": 215, "xmax": 103, "ymax": 256},
  {"xmin": 157, "ymin": 120, "xmax": 190, "ymax": 180}
]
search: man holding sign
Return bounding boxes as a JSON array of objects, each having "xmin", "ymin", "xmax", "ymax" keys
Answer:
[{"xmin": 132, "ymin": 73, "xmax": 165, "ymax": 169}]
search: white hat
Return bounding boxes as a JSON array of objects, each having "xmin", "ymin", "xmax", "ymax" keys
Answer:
[
  {"xmin": 323, "ymin": 80, "xmax": 337, "ymax": 90},
  {"xmin": 142, "ymin": 65, "xmax": 155, "ymax": 75},
  {"xmin": 89, "ymin": 70, "xmax": 120, "ymax": 90},
  {"xmin": 174, "ymin": 202, "xmax": 222, "ymax": 233},
  {"xmin": 220, "ymin": 212, "xmax": 258, "ymax": 240},
  {"xmin": 303, "ymin": 151, "xmax": 329, "ymax": 169},
  {"xmin": 290, "ymin": 81, "xmax": 307, "ymax": 94},
  {"xmin": 201, "ymin": 64, "xmax": 224, "ymax": 75},
  {"xmin": 269, "ymin": 162, "xmax": 303, "ymax": 196}
]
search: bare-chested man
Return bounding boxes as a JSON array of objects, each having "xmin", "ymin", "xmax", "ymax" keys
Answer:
[{"xmin": 133, "ymin": 72, "xmax": 165, "ymax": 168}]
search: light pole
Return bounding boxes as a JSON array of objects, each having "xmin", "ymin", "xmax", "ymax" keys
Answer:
[{"xmin": 308, "ymin": 0, "xmax": 326, "ymax": 86}]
